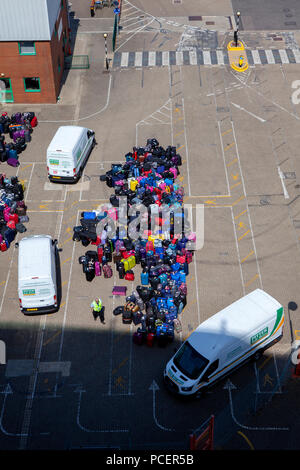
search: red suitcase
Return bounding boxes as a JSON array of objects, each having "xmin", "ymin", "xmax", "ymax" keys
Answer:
[
  {"xmin": 0, "ymin": 242, "xmax": 7, "ymax": 252},
  {"xmin": 97, "ymin": 246, "xmax": 103, "ymax": 263},
  {"xmin": 146, "ymin": 332, "xmax": 155, "ymax": 347}
]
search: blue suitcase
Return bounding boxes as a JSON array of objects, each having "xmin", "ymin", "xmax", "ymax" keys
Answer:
[
  {"xmin": 83, "ymin": 211, "xmax": 96, "ymax": 220},
  {"xmin": 141, "ymin": 272, "xmax": 149, "ymax": 285}
]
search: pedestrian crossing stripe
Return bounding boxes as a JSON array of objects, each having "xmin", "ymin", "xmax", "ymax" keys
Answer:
[{"xmin": 113, "ymin": 49, "xmax": 300, "ymax": 68}]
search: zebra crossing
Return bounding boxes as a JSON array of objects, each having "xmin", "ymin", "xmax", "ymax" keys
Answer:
[{"xmin": 113, "ymin": 48, "xmax": 300, "ymax": 68}]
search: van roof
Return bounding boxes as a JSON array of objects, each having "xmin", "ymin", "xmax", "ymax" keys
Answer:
[
  {"xmin": 18, "ymin": 235, "xmax": 53, "ymax": 280},
  {"xmin": 188, "ymin": 289, "xmax": 282, "ymax": 359},
  {"xmin": 47, "ymin": 126, "xmax": 87, "ymax": 153}
]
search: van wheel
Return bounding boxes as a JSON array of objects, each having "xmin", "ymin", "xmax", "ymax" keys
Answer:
[{"xmin": 252, "ymin": 350, "xmax": 263, "ymax": 362}]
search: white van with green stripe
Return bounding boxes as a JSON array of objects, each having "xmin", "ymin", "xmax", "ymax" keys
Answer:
[
  {"xmin": 47, "ymin": 126, "xmax": 96, "ymax": 183},
  {"xmin": 164, "ymin": 289, "xmax": 284, "ymax": 397}
]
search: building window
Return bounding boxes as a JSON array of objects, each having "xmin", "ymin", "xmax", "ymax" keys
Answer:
[
  {"xmin": 58, "ymin": 56, "xmax": 61, "ymax": 73},
  {"xmin": 24, "ymin": 77, "xmax": 41, "ymax": 92},
  {"xmin": 0, "ymin": 78, "xmax": 14, "ymax": 103},
  {"xmin": 18, "ymin": 41, "xmax": 36, "ymax": 55},
  {"xmin": 61, "ymin": 0, "xmax": 64, "ymax": 8}
]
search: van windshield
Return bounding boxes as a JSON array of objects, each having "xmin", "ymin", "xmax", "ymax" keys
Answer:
[{"xmin": 173, "ymin": 341, "xmax": 209, "ymax": 380}]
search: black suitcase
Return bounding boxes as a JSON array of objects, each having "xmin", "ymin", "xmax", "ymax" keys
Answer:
[
  {"xmin": 117, "ymin": 261, "xmax": 125, "ymax": 279},
  {"xmin": 132, "ymin": 311, "xmax": 142, "ymax": 326},
  {"xmin": 15, "ymin": 223, "xmax": 26, "ymax": 233},
  {"xmin": 122, "ymin": 310, "xmax": 132, "ymax": 324},
  {"xmin": 85, "ymin": 270, "xmax": 95, "ymax": 282},
  {"xmin": 106, "ymin": 174, "xmax": 113, "ymax": 188},
  {"xmin": 113, "ymin": 306, "xmax": 124, "ymax": 316}
]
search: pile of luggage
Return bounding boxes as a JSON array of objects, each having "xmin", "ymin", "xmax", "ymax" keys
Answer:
[
  {"xmin": 0, "ymin": 112, "xmax": 38, "ymax": 167},
  {"xmin": 74, "ymin": 138, "xmax": 195, "ymax": 346},
  {"xmin": 0, "ymin": 174, "xmax": 28, "ymax": 252}
]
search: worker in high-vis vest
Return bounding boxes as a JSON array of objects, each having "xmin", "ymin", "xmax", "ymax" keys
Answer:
[{"xmin": 91, "ymin": 298, "xmax": 105, "ymax": 324}]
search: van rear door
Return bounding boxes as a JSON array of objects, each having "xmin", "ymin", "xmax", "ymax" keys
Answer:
[
  {"xmin": 48, "ymin": 151, "xmax": 74, "ymax": 179},
  {"xmin": 20, "ymin": 280, "xmax": 56, "ymax": 312}
]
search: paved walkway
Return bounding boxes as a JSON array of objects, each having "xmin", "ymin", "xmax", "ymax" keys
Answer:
[{"xmin": 113, "ymin": 48, "xmax": 300, "ymax": 67}]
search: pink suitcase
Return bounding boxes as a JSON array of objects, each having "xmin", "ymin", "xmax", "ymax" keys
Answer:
[{"xmin": 95, "ymin": 261, "xmax": 101, "ymax": 276}]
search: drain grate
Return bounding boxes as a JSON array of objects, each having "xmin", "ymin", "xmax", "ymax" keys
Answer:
[
  {"xmin": 217, "ymin": 106, "xmax": 230, "ymax": 113},
  {"xmin": 189, "ymin": 16, "xmax": 203, "ymax": 21},
  {"xmin": 283, "ymin": 172, "xmax": 296, "ymax": 179}
]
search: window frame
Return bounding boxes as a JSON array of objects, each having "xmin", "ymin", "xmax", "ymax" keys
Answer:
[
  {"xmin": 0, "ymin": 78, "xmax": 14, "ymax": 103},
  {"xmin": 23, "ymin": 77, "xmax": 41, "ymax": 93},
  {"xmin": 18, "ymin": 41, "xmax": 36, "ymax": 56}
]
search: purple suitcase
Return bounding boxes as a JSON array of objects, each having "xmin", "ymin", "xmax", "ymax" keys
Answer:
[
  {"xmin": 133, "ymin": 331, "xmax": 143, "ymax": 345},
  {"xmin": 15, "ymin": 113, "xmax": 22, "ymax": 124},
  {"xmin": 13, "ymin": 131, "xmax": 21, "ymax": 142},
  {"xmin": 7, "ymin": 158, "xmax": 19, "ymax": 167}
]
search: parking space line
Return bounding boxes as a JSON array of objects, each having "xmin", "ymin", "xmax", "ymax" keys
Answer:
[
  {"xmin": 238, "ymin": 230, "xmax": 251, "ymax": 242},
  {"xmin": 227, "ymin": 157, "xmax": 238, "ymax": 167},
  {"xmin": 230, "ymin": 181, "xmax": 241, "ymax": 190},
  {"xmin": 244, "ymin": 273, "xmax": 259, "ymax": 288},
  {"xmin": 232, "ymin": 195, "xmax": 245, "ymax": 206},
  {"xmin": 241, "ymin": 250, "xmax": 254, "ymax": 263},
  {"xmin": 234, "ymin": 209, "xmax": 247, "ymax": 220},
  {"xmin": 221, "ymin": 128, "xmax": 232, "ymax": 137},
  {"xmin": 224, "ymin": 142, "xmax": 235, "ymax": 152}
]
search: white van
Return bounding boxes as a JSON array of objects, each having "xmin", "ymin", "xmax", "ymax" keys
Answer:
[
  {"xmin": 164, "ymin": 289, "xmax": 284, "ymax": 397},
  {"xmin": 47, "ymin": 126, "xmax": 96, "ymax": 183},
  {"xmin": 17, "ymin": 235, "xmax": 61, "ymax": 314}
]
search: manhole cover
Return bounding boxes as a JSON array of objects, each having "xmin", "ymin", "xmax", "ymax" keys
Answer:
[
  {"xmin": 284, "ymin": 172, "xmax": 296, "ymax": 179},
  {"xmin": 260, "ymin": 197, "xmax": 270, "ymax": 205},
  {"xmin": 216, "ymin": 107, "xmax": 230, "ymax": 113}
]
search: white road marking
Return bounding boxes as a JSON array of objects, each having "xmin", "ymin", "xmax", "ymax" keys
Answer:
[
  {"xmin": 231, "ymin": 102, "xmax": 266, "ymax": 123},
  {"xmin": 278, "ymin": 49, "xmax": 289, "ymax": 64}
]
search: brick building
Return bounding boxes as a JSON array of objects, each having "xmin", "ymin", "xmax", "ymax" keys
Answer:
[{"xmin": 0, "ymin": 0, "xmax": 71, "ymax": 104}]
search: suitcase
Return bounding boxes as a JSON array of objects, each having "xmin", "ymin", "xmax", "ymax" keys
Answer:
[
  {"xmin": 132, "ymin": 311, "xmax": 142, "ymax": 326},
  {"xmin": 141, "ymin": 272, "xmax": 149, "ymax": 285},
  {"xmin": 113, "ymin": 252, "xmax": 122, "ymax": 264},
  {"xmin": 127, "ymin": 255, "xmax": 136, "ymax": 270},
  {"xmin": 121, "ymin": 258, "xmax": 130, "ymax": 272},
  {"xmin": 15, "ymin": 206, "xmax": 27, "ymax": 217},
  {"xmin": 157, "ymin": 332, "xmax": 168, "ymax": 347},
  {"xmin": 122, "ymin": 310, "xmax": 132, "ymax": 324},
  {"xmin": 146, "ymin": 332, "xmax": 155, "ymax": 347},
  {"xmin": 113, "ymin": 306, "xmax": 124, "ymax": 316},
  {"xmin": 117, "ymin": 262, "xmax": 125, "ymax": 279},
  {"xmin": 125, "ymin": 271, "xmax": 134, "ymax": 281},
  {"xmin": 7, "ymin": 158, "xmax": 19, "ymax": 167},
  {"xmin": 30, "ymin": 116, "xmax": 38, "ymax": 127},
  {"xmin": 95, "ymin": 261, "xmax": 101, "ymax": 276},
  {"xmin": 103, "ymin": 264, "xmax": 113, "ymax": 278},
  {"xmin": 85, "ymin": 270, "xmax": 95, "ymax": 282},
  {"xmin": 133, "ymin": 331, "xmax": 143, "ymax": 345},
  {"xmin": 0, "ymin": 241, "xmax": 7, "ymax": 252},
  {"xmin": 97, "ymin": 246, "xmax": 103, "ymax": 262},
  {"xmin": 174, "ymin": 318, "xmax": 182, "ymax": 333},
  {"xmin": 15, "ymin": 223, "xmax": 26, "ymax": 233},
  {"xmin": 82, "ymin": 211, "xmax": 97, "ymax": 220}
]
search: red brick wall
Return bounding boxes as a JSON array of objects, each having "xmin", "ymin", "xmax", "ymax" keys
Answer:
[{"xmin": 0, "ymin": 0, "xmax": 70, "ymax": 104}]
